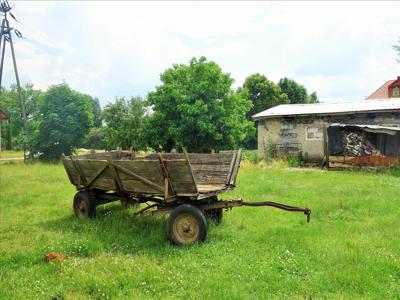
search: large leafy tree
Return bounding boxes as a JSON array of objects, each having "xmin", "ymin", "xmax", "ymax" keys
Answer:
[
  {"xmin": 32, "ymin": 83, "xmax": 93, "ymax": 160},
  {"xmin": 278, "ymin": 77, "xmax": 319, "ymax": 104},
  {"xmin": 239, "ymin": 74, "xmax": 288, "ymax": 149},
  {"xmin": 242, "ymin": 73, "xmax": 289, "ymax": 119},
  {"xmin": 102, "ymin": 96, "xmax": 146, "ymax": 150},
  {"xmin": 146, "ymin": 57, "xmax": 253, "ymax": 152}
]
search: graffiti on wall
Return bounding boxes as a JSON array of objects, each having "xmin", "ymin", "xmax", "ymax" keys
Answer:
[{"xmin": 279, "ymin": 128, "xmax": 297, "ymax": 139}]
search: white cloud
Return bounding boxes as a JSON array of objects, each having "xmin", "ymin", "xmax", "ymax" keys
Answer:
[{"xmin": 2, "ymin": 1, "xmax": 399, "ymax": 105}]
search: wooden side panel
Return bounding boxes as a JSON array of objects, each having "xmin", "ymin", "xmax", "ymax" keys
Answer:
[
  {"xmin": 229, "ymin": 149, "xmax": 242, "ymax": 186},
  {"xmin": 74, "ymin": 151, "xmax": 133, "ymax": 160},
  {"xmin": 113, "ymin": 161, "xmax": 164, "ymax": 194},
  {"xmin": 164, "ymin": 160, "xmax": 197, "ymax": 194},
  {"xmin": 75, "ymin": 159, "xmax": 116, "ymax": 191},
  {"xmin": 62, "ymin": 159, "xmax": 79, "ymax": 186},
  {"xmin": 189, "ymin": 152, "xmax": 235, "ymax": 184}
]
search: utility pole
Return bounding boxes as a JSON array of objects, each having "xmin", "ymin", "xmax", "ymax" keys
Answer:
[{"xmin": 0, "ymin": 0, "xmax": 29, "ymax": 160}]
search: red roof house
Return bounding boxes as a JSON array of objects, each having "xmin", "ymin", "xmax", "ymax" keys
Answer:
[{"xmin": 367, "ymin": 76, "xmax": 400, "ymax": 99}]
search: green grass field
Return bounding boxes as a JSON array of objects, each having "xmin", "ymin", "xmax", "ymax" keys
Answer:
[
  {"xmin": 0, "ymin": 161, "xmax": 399, "ymax": 299},
  {"xmin": 0, "ymin": 150, "xmax": 24, "ymax": 159}
]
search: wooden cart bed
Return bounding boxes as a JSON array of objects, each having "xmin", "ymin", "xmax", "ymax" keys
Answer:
[{"xmin": 62, "ymin": 149, "xmax": 242, "ymax": 200}]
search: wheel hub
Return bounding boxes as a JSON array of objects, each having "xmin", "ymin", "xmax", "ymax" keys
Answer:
[{"xmin": 172, "ymin": 213, "xmax": 200, "ymax": 244}]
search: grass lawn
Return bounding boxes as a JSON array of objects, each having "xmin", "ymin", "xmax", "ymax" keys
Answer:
[
  {"xmin": 0, "ymin": 150, "xmax": 24, "ymax": 159},
  {"xmin": 0, "ymin": 161, "xmax": 399, "ymax": 299}
]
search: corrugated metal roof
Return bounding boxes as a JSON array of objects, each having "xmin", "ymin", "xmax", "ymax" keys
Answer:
[
  {"xmin": 329, "ymin": 123, "xmax": 400, "ymax": 135},
  {"xmin": 252, "ymin": 99, "xmax": 400, "ymax": 120}
]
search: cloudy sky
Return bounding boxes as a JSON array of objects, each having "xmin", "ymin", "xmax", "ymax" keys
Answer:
[{"xmin": 2, "ymin": 1, "xmax": 399, "ymax": 106}]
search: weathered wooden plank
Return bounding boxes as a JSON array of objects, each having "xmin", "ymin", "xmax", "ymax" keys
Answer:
[
  {"xmin": 62, "ymin": 159, "xmax": 78, "ymax": 186},
  {"xmin": 113, "ymin": 164, "xmax": 164, "ymax": 192},
  {"xmin": 193, "ymin": 177, "xmax": 227, "ymax": 184},
  {"xmin": 164, "ymin": 159, "xmax": 197, "ymax": 194},
  {"xmin": 157, "ymin": 153, "xmax": 175, "ymax": 198},
  {"xmin": 229, "ymin": 148, "xmax": 242, "ymax": 186},
  {"xmin": 90, "ymin": 178, "xmax": 116, "ymax": 190},
  {"xmin": 226, "ymin": 151, "xmax": 237, "ymax": 184},
  {"xmin": 70, "ymin": 156, "xmax": 87, "ymax": 186},
  {"xmin": 119, "ymin": 179, "xmax": 163, "ymax": 194},
  {"xmin": 165, "ymin": 162, "xmax": 197, "ymax": 181},
  {"xmin": 193, "ymin": 172, "xmax": 230, "ymax": 179},
  {"xmin": 183, "ymin": 147, "xmax": 198, "ymax": 193},
  {"xmin": 328, "ymin": 156, "xmax": 347, "ymax": 163},
  {"xmin": 113, "ymin": 161, "xmax": 164, "ymax": 185},
  {"xmin": 191, "ymin": 164, "xmax": 231, "ymax": 171},
  {"xmin": 86, "ymin": 163, "xmax": 109, "ymax": 188},
  {"xmin": 197, "ymin": 183, "xmax": 226, "ymax": 193}
]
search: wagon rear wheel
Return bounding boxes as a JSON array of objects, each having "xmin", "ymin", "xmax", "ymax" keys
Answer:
[
  {"xmin": 73, "ymin": 191, "xmax": 96, "ymax": 218},
  {"xmin": 167, "ymin": 204, "xmax": 207, "ymax": 245}
]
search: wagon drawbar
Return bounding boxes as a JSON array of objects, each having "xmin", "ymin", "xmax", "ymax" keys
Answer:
[{"xmin": 62, "ymin": 149, "xmax": 311, "ymax": 245}]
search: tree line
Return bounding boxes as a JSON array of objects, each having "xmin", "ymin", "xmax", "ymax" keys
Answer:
[{"xmin": 0, "ymin": 56, "xmax": 318, "ymax": 160}]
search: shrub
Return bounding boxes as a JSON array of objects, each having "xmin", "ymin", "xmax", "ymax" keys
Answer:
[
  {"xmin": 388, "ymin": 163, "xmax": 400, "ymax": 177},
  {"xmin": 287, "ymin": 156, "xmax": 302, "ymax": 167}
]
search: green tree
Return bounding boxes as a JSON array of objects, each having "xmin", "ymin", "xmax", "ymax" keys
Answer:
[
  {"xmin": 242, "ymin": 73, "xmax": 289, "ymax": 119},
  {"xmin": 278, "ymin": 77, "xmax": 307, "ymax": 104},
  {"xmin": 0, "ymin": 84, "xmax": 43, "ymax": 150},
  {"xmin": 239, "ymin": 74, "xmax": 288, "ymax": 149},
  {"xmin": 308, "ymin": 91, "xmax": 319, "ymax": 103},
  {"xmin": 102, "ymin": 96, "xmax": 146, "ymax": 150},
  {"xmin": 394, "ymin": 37, "xmax": 400, "ymax": 63},
  {"xmin": 91, "ymin": 97, "xmax": 102, "ymax": 128},
  {"xmin": 32, "ymin": 83, "xmax": 93, "ymax": 160},
  {"xmin": 278, "ymin": 77, "xmax": 319, "ymax": 104},
  {"xmin": 145, "ymin": 57, "xmax": 253, "ymax": 152}
]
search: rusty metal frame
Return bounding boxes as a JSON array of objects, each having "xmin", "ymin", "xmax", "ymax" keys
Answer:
[{"xmin": 139, "ymin": 198, "xmax": 311, "ymax": 222}]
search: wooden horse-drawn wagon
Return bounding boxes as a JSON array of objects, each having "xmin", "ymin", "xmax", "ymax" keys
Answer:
[{"xmin": 62, "ymin": 149, "xmax": 311, "ymax": 245}]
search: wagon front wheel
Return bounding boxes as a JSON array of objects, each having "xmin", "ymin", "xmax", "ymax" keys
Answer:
[
  {"xmin": 73, "ymin": 191, "xmax": 96, "ymax": 218},
  {"xmin": 167, "ymin": 204, "xmax": 207, "ymax": 245}
]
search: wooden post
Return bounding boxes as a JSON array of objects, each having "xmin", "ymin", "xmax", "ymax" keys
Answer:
[
  {"xmin": 323, "ymin": 124, "xmax": 329, "ymax": 168},
  {"xmin": 182, "ymin": 147, "xmax": 198, "ymax": 193},
  {"xmin": 157, "ymin": 152, "xmax": 175, "ymax": 199},
  {"xmin": 107, "ymin": 157, "xmax": 123, "ymax": 192}
]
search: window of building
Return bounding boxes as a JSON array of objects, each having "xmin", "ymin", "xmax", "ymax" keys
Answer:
[{"xmin": 393, "ymin": 86, "xmax": 399, "ymax": 97}]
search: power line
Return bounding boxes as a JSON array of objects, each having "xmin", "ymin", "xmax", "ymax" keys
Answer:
[{"xmin": 0, "ymin": 0, "xmax": 29, "ymax": 160}]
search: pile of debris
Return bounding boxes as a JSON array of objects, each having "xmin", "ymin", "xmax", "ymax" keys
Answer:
[{"xmin": 342, "ymin": 130, "xmax": 381, "ymax": 156}]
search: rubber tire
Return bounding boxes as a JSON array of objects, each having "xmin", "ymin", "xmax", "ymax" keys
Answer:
[
  {"xmin": 167, "ymin": 204, "xmax": 207, "ymax": 246},
  {"xmin": 73, "ymin": 191, "xmax": 97, "ymax": 218},
  {"xmin": 204, "ymin": 208, "xmax": 223, "ymax": 225}
]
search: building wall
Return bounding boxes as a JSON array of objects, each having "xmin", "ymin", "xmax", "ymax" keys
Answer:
[{"xmin": 257, "ymin": 111, "xmax": 400, "ymax": 161}]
